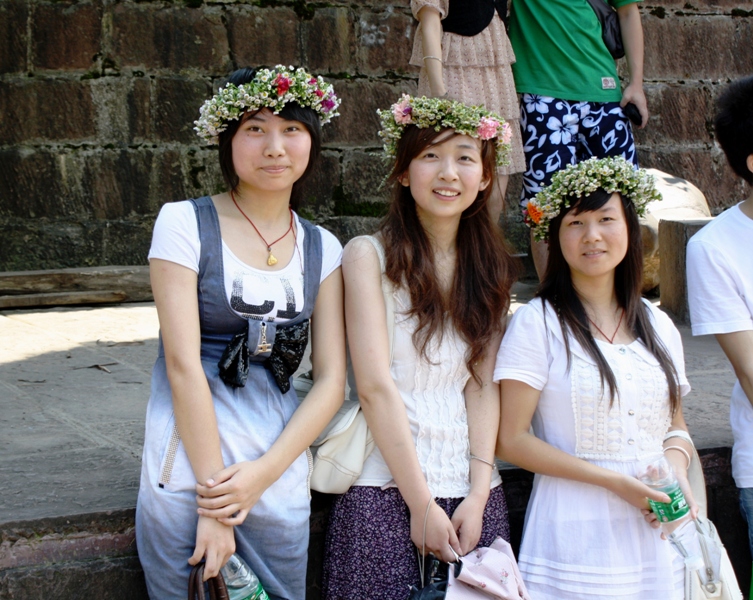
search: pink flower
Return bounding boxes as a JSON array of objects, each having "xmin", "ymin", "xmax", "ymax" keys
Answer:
[
  {"xmin": 500, "ymin": 122, "xmax": 512, "ymax": 145},
  {"xmin": 315, "ymin": 88, "xmax": 324, "ymax": 97},
  {"xmin": 321, "ymin": 95, "xmax": 336, "ymax": 113},
  {"xmin": 309, "ymin": 77, "xmax": 317, "ymax": 84},
  {"xmin": 392, "ymin": 96, "xmax": 413, "ymax": 125},
  {"xmin": 275, "ymin": 74, "xmax": 291, "ymax": 95},
  {"xmin": 478, "ymin": 116, "xmax": 500, "ymax": 140}
]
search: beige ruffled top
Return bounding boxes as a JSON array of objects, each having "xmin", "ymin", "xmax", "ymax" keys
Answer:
[
  {"xmin": 408, "ymin": 0, "xmax": 526, "ymax": 174},
  {"xmin": 410, "ymin": 0, "xmax": 516, "ymax": 68}
]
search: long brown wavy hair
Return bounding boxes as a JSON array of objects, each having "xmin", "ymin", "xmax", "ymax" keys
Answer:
[
  {"xmin": 539, "ymin": 188, "xmax": 681, "ymax": 413},
  {"xmin": 380, "ymin": 125, "xmax": 519, "ymax": 383}
]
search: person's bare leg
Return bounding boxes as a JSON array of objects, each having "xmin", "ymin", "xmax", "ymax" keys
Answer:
[
  {"xmin": 530, "ymin": 229, "xmax": 549, "ymax": 281},
  {"xmin": 488, "ymin": 174, "xmax": 509, "ymax": 224}
]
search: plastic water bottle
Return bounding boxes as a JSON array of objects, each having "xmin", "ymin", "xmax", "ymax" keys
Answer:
[
  {"xmin": 639, "ymin": 456, "xmax": 706, "ymax": 579},
  {"xmin": 220, "ymin": 554, "xmax": 269, "ymax": 600}
]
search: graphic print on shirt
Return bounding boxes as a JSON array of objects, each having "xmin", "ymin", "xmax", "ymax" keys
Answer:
[
  {"xmin": 231, "ymin": 276, "xmax": 274, "ymax": 317},
  {"xmin": 230, "ymin": 272, "xmax": 302, "ymax": 321},
  {"xmin": 276, "ymin": 278, "xmax": 300, "ymax": 320}
]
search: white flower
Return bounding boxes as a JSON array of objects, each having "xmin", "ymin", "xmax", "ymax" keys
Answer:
[
  {"xmin": 525, "ymin": 95, "xmax": 553, "ymax": 115},
  {"xmin": 546, "ymin": 114, "xmax": 578, "ymax": 145}
]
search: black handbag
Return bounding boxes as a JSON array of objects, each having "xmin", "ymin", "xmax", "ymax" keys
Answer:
[
  {"xmin": 408, "ymin": 555, "xmax": 452, "ymax": 600},
  {"xmin": 585, "ymin": 0, "xmax": 625, "ymax": 59},
  {"xmin": 188, "ymin": 563, "xmax": 230, "ymax": 600}
]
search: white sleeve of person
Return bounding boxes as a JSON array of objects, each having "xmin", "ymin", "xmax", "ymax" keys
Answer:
[
  {"xmin": 687, "ymin": 210, "xmax": 753, "ymax": 336},
  {"xmin": 148, "ymin": 201, "xmax": 200, "ymax": 273}
]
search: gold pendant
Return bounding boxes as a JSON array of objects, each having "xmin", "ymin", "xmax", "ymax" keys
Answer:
[
  {"xmin": 256, "ymin": 322, "xmax": 272, "ymax": 353},
  {"xmin": 267, "ymin": 251, "xmax": 278, "ymax": 266}
]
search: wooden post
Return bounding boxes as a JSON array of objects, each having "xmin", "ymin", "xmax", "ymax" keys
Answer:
[{"xmin": 659, "ymin": 218, "xmax": 712, "ymax": 323}]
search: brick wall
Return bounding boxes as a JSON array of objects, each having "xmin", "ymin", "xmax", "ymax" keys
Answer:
[{"xmin": 0, "ymin": 0, "xmax": 751, "ymax": 270}]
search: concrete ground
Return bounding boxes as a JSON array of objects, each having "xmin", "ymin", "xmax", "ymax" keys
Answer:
[{"xmin": 0, "ymin": 282, "xmax": 739, "ymax": 525}]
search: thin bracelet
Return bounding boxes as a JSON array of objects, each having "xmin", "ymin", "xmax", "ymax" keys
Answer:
[
  {"xmin": 664, "ymin": 445, "xmax": 691, "ymax": 470},
  {"xmin": 422, "ymin": 55, "xmax": 442, "ymax": 63},
  {"xmin": 470, "ymin": 454, "xmax": 495, "ymax": 468},
  {"xmin": 664, "ymin": 429, "xmax": 694, "ymax": 447}
]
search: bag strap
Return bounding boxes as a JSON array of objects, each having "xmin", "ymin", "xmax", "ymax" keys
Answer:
[
  {"xmin": 188, "ymin": 563, "xmax": 230, "ymax": 600},
  {"xmin": 359, "ymin": 235, "xmax": 396, "ymax": 365}
]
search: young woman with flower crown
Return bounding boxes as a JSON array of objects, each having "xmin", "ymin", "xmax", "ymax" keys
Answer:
[
  {"xmin": 321, "ymin": 95, "xmax": 518, "ymax": 600},
  {"xmin": 136, "ymin": 66, "xmax": 346, "ymax": 600},
  {"xmin": 495, "ymin": 157, "xmax": 699, "ymax": 599},
  {"xmin": 411, "ymin": 0, "xmax": 526, "ymax": 219}
]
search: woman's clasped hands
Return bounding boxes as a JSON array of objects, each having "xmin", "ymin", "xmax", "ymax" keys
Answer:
[{"xmin": 196, "ymin": 459, "xmax": 276, "ymax": 526}]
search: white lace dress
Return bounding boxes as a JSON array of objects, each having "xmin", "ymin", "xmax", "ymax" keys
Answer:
[
  {"xmin": 494, "ymin": 299, "xmax": 688, "ymax": 599},
  {"xmin": 356, "ymin": 285, "xmax": 502, "ymax": 497}
]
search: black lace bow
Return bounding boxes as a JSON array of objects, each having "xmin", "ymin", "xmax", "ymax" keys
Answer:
[{"xmin": 218, "ymin": 320, "xmax": 309, "ymax": 393}]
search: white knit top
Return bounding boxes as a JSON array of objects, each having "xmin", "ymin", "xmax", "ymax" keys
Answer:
[{"xmin": 355, "ymin": 285, "xmax": 502, "ymax": 498}]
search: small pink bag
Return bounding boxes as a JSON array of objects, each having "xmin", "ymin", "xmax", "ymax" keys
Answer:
[{"xmin": 446, "ymin": 537, "xmax": 532, "ymax": 600}]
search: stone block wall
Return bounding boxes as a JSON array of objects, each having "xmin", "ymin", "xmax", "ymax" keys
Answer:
[{"xmin": 0, "ymin": 0, "xmax": 751, "ymax": 270}]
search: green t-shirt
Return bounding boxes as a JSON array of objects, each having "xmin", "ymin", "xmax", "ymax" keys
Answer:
[{"xmin": 509, "ymin": 0, "xmax": 638, "ymax": 103}]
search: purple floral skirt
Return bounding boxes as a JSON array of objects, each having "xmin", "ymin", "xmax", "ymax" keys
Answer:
[{"xmin": 321, "ymin": 485, "xmax": 510, "ymax": 600}]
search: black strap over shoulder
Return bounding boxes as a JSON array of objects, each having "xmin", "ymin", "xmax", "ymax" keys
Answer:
[{"xmin": 442, "ymin": 0, "xmax": 506, "ymax": 37}]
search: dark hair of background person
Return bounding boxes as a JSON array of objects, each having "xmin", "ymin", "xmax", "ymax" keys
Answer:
[
  {"xmin": 538, "ymin": 188, "xmax": 681, "ymax": 413},
  {"xmin": 217, "ymin": 67, "xmax": 323, "ymax": 208},
  {"xmin": 380, "ymin": 125, "xmax": 520, "ymax": 384},
  {"xmin": 714, "ymin": 75, "xmax": 753, "ymax": 185}
]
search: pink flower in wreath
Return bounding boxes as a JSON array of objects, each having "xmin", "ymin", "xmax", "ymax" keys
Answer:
[
  {"xmin": 478, "ymin": 116, "xmax": 500, "ymax": 140},
  {"xmin": 392, "ymin": 95, "xmax": 413, "ymax": 125},
  {"xmin": 321, "ymin": 95, "xmax": 337, "ymax": 113},
  {"xmin": 275, "ymin": 74, "xmax": 291, "ymax": 95},
  {"xmin": 315, "ymin": 88, "xmax": 325, "ymax": 98},
  {"xmin": 500, "ymin": 122, "xmax": 513, "ymax": 145}
]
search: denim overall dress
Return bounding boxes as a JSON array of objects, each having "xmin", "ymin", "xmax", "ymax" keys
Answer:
[{"xmin": 136, "ymin": 196, "xmax": 322, "ymax": 599}]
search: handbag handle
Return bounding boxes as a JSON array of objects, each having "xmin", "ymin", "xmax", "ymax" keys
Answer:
[{"xmin": 188, "ymin": 563, "xmax": 230, "ymax": 600}]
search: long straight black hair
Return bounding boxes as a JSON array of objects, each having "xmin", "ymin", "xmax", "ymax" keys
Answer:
[{"xmin": 538, "ymin": 188, "xmax": 681, "ymax": 413}]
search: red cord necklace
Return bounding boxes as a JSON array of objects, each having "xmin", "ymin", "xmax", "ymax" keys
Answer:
[
  {"xmin": 231, "ymin": 190, "xmax": 293, "ymax": 266},
  {"xmin": 588, "ymin": 308, "xmax": 625, "ymax": 344}
]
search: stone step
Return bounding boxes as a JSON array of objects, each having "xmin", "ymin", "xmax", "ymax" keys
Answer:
[{"xmin": 2, "ymin": 452, "xmax": 750, "ymax": 599}]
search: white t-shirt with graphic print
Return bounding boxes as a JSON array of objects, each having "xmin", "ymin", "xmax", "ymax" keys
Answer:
[{"xmin": 148, "ymin": 200, "xmax": 343, "ymax": 323}]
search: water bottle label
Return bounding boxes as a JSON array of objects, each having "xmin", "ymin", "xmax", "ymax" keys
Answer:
[
  {"xmin": 238, "ymin": 585, "xmax": 269, "ymax": 600},
  {"xmin": 648, "ymin": 486, "xmax": 689, "ymax": 522}
]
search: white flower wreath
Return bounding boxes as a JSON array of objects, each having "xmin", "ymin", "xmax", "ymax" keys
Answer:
[
  {"xmin": 194, "ymin": 65, "xmax": 340, "ymax": 144},
  {"xmin": 524, "ymin": 156, "xmax": 662, "ymax": 241},
  {"xmin": 377, "ymin": 94, "xmax": 513, "ymax": 166}
]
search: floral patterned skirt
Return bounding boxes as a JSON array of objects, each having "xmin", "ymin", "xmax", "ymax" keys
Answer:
[{"xmin": 321, "ymin": 485, "xmax": 510, "ymax": 600}]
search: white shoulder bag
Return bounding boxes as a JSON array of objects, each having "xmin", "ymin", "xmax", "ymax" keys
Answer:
[
  {"xmin": 294, "ymin": 235, "xmax": 394, "ymax": 494},
  {"xmin": 679, "ymin": 435, "xmax": 743, "ymax": 600}
]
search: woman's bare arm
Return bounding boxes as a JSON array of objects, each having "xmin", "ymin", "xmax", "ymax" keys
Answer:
[
  {"xmin": 150, "ymin": 258, "xmax": 235, "ymax": 579},
  {"xmin": 416, "ymin": 6, "xmax": 446, "ymax": 97},
  {"xmin": 451, "ymin": 328, "xmax": 503, "ymax": 554}
]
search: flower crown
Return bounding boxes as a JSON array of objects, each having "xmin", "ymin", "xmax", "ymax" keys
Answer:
[
  {"xmin": 194, "ymin": 65, "xmax": 340, "ymax": 144},
  {"xmin": 377, "ymin": 95, "xmax": 512, "ymax": 166},
  {"xmin": 524, "ymin": 156, "xmax": 662, "ymax": 241}
]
